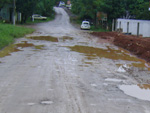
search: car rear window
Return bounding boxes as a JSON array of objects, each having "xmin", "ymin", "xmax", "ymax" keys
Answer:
[{"xmin": 83, "ymin": 23, "xmax": 89, "ymax": 25}]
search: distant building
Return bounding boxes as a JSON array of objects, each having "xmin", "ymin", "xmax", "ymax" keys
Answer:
[
  {"xmin": 0, "ymin": 4, "xmax": 13, "ymax": 22},
  {"xmin": 116, "ymin": 19, "xmax": 150, "ymax": 37},
  {"xmin": 0, "ymin": 4, "xmax": 21, "ymax": 23}
]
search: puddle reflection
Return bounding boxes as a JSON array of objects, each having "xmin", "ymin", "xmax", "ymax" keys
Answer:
[{"xmin": 119, "ymin": 84, "xmax": 150, "ymax": 101}]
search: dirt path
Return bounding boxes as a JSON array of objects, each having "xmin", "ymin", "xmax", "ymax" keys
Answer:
[{"xmin": 0, "ymin": 7, "xmax": 150, "ymax": 113}]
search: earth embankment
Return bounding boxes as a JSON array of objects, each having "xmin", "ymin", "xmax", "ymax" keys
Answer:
[{"xmin": 91, "ymin": 32, "xmax": 150, "ymax": 63}]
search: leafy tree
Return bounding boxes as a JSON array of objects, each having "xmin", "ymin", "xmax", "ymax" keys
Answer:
[
  {"xmin": 16, "ymin": 0, "xmax": 37, "ymax": 23},
  {"xmin": 35, "ymin": 0, "xmax": 55, "ymax": 17},
  {"xmin": 71, "ymin": 0, "xmax": 103, "ymax": 24},
  {"xmin": 16, "ymin": 0, "xmax": 56, "ymax": 23},
  {"xmin": 71, "ymin": 0, "xmax": 150, "ymax": 24},
  {"xmin": 0, "ymin": 0, "xmax": 12, "ymax": 10}
]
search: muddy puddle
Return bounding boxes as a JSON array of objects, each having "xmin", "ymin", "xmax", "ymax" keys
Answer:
[
  {"xmin": 16, "ymin": 41, "xmax": 34, "ymax": 48},
  {"xmin": 34, "ymin": 45, "xmax": 45, "ymax": 49},
  {"xmin": 119, "ymin": 84, "xmax": 150, "ymax": 101},
  {"xmin": 27, "ymin": 36, "xmax": 58, "ymax": 42},
  {"xmin": 59, "ymin": 36, "xmax": 73, "ymax": 41},
  {"xmin": 67, "ymin": 45, "xmax": 150, "ymax": 70},
  {"xmin": 0, "ymin": 41, "xmax": 44, "ymax": 58},
  {"xmin": 0, "ymin": 45, "xmax": 21, "ymax": 58}
]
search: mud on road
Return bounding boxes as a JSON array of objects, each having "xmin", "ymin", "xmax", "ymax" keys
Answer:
[
  {"xmin": 0, "ymin": 7, "xmax": 150, "ymax": 113},
  {"xmin": 91, "ymin": 32, "xmax": 150, "ymax": 63}
]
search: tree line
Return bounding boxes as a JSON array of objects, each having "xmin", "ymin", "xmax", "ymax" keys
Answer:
[
  {"xmin": 0, "ymin": 0, "xmax": 57, "ymax": 23},
  {"xmin": 1, "ymin": 0, "xmax": 150, "ymax": 24},
  {"xmin": 71, "ymin": 0, "xmax": 150, "ymax": 23}
]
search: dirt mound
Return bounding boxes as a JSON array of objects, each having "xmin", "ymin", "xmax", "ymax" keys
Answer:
[{"xmin": 91, "ymin": 32, "xmax": 150, "ymax": 63}]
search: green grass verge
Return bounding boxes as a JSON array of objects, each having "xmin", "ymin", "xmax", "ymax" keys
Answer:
[
  {"xmin": 91, "ymin": 26, "xmax": 109, "ymax": 32},
  {"xmin": 0, "ymin": 23, "xmax": 35, "ymax": 49}
]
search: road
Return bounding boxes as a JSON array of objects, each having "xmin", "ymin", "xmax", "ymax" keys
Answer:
[{"xmin": 0, "ymin": 7, "xmax": 150, "ymax": 113}]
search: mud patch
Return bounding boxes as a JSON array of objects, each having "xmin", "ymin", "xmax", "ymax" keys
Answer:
[
  {"xmin": 0, "ymin": 41, "xmax": 42, "ymax": 58},
  {"xmin": 0, "ymin": 45, "xmax": 21, "ymax": 58},
  {"xmin": 27, "ymin": 36, "xmax": 58, "ymax": 42},
  {"xmin": 91, "ymin": 32, "xmax": 150, "ymax": 63},
  {"xmin": 34, "ymin": 45, "xmax": 45, "ymax": 49},
  {"xmin": 117, "ymin": 62, "xmax": 150, "ymax": 71},
  {"xmin": 16, "ymin": 41, "xmax": 34, "ymax": 48},
  {"xmin": 59, "ymin": 36, "xmax": 73, "ymax": 41},
  {"xmin": 119, "ymin": 84, "xmax": 150, "ymax": 101},
  {"xmin": 67, "ymin": 45, "xmax": 143, "ymax": 61}
]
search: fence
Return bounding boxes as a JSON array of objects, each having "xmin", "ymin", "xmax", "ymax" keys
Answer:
[{"xmin": 116, "ymin": 19, "xmax": 150, "ymax": 37}]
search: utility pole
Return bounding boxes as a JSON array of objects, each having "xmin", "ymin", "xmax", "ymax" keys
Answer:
[
  {"xmin": 13, "ymin": 0, "xmax": 16, "ymax": 25},
  {"xmin": 149, "ymin": 0, "xmax": 150, "ymax": 11}
]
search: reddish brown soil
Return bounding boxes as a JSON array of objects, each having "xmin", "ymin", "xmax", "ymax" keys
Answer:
[{"xmin": 91, "ymin": 32, "xmax": 150, "ymax": 63}]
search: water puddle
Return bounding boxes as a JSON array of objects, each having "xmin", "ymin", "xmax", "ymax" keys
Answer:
[
  {"xmin": 0, "ymin": 45, "xmax": 21, "ymax": 58},
  {"xmin": 67, "ymin": 45, "xmax": 150, "ymax": 69},
  {"xmin": 59, "ymin": 36, "xmax": 73, "ymax": 41},
  {"xmin": 117, "ymin": 62, "xmax": 150, "ymax": 71},
  {"xmin": 16, "ymin": 41, "xmax": 34, "ymax": 48},
  {"xmin": 0, "ymin": 41, "xmax": 43, "ymax": 58},
  {"xmin": 105, "ymin": 78, "xmax": 123, "ymax": 82},
  {"xmin": 27, "ymin": 103, "xmax": 36, "ymax": 106},
  {"xmin": 34, "ymin": 45, "xmax": 45, "ymax": 49},
  {"xmin": 40, "ymin": 100, "xmax": 53, "ymax": 105},
  {"xmin": 27, "ymin": 36, "xmax": 58, "ymax": 42},
  {"xmin": 67, "ymin": 45, "xmax": 141, "ymax": 61},
  {"xmin": 119, "ymin": 84, "xmax": 150, "ymax": 101}
]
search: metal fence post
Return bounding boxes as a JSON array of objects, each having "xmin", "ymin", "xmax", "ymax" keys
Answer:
[{"xmin": 137, "ymin": 22, "xmax": 140, "ymax": 37}]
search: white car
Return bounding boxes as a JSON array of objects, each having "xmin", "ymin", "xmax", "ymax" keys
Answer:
[
  {"xmin": 81, "ymin": 21, "xmax": 90, "ymax": 30},
  {"xmin": 59, "ymin": 1, "xmax": 65, "ymax": 7},
  {"xmin": 32, "ymin": 14, "xmax": 47, "ymax": 20}
]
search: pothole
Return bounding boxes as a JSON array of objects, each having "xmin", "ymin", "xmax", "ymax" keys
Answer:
[
  {"xmin": 27, "ymin": 36, "xmax": 58, "ymax": 42},
  {"xmin": 119, "ymin": 84, "xmax": 150, "ymax": 101}
]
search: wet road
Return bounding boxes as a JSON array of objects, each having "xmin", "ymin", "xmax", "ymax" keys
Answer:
[{"xmin": 0, "ymin": 7, "xmax": 150, "ymax": 113}]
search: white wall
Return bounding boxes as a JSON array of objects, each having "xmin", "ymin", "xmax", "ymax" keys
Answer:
[{"xmin": 116, "ymin": 19, "xmax": 150, "ymax": 37}]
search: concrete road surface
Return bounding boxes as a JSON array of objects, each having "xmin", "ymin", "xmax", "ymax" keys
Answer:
[{"xmin": 0, "ymin": 7, "xmax": 150, "ymax": 113}]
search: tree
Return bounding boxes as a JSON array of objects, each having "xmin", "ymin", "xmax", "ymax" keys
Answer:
[
  {"xmin": 71, "ymin": 0, "xmax": 103, "ymax": 24},
  {"xmin": 35, "ymin": 0, "xmax": 55, "ymax": 17},
  {"xmin": 0, "ymin": 0, "xmax": 12, "ymax": 10},
  {"xmin": 71, "ymin": 0, "xmax": 150, "ymax": 25},
  {"xmin": 16, "ymin": 0, "xmax": 37, "ymax": 23},
  {"xmin": 16, "ymin": 0, "xmax": 56, "ymax": 23}
]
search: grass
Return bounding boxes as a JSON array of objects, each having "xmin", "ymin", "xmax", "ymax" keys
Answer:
[
  {"xmin": 90, "ymin": 26, "xmax": 110, "ymax": 32},
  {"xmin": 0, "ymin": 23, "xmax": 35, "ymax": 49}
]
